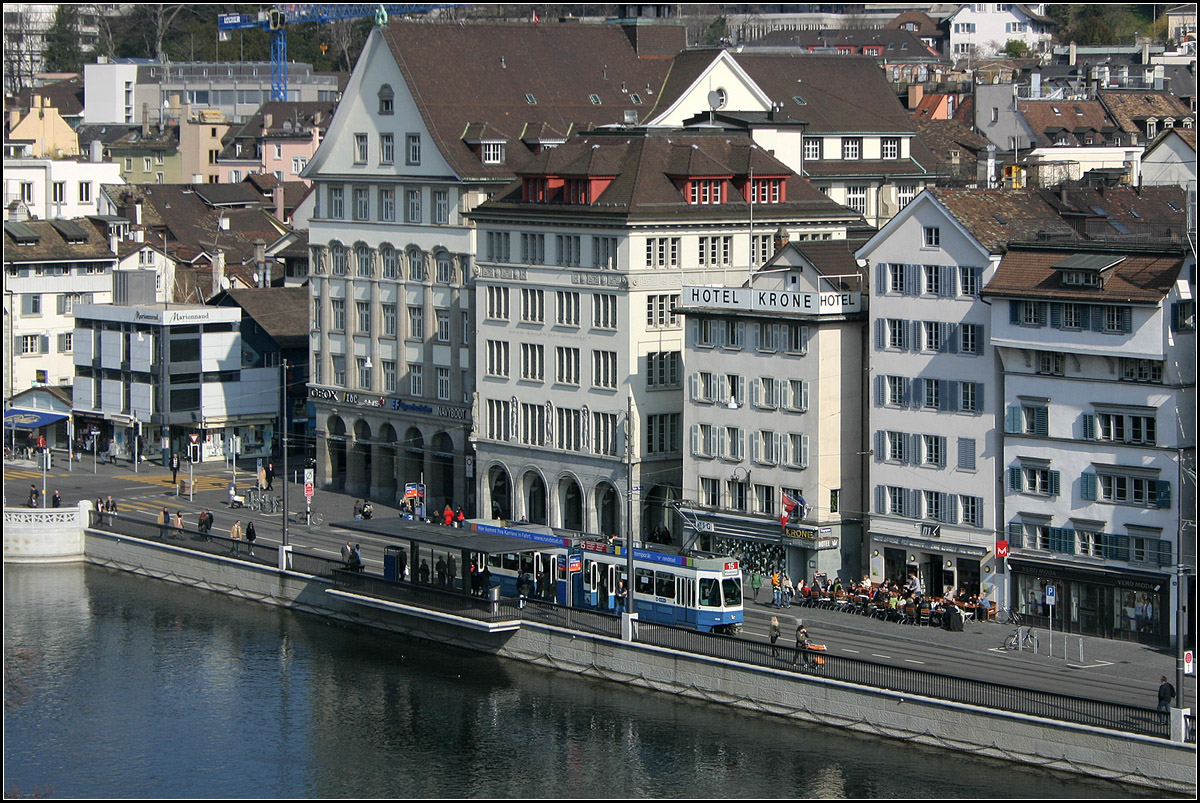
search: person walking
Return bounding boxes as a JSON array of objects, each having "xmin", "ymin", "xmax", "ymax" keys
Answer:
[
  {"xmin": 229, "ymin": 520, "xmax": 243, "ymax": 555},
  {"xmin": 782, "ymin": 574, "xmax": 794, "ymax": 608},
  {"xmin": 349, "ymin": 544, "xmax": 364, "ymax": 572},
  {"xmin": 447, "ymin": 554, "xmax": 457, "ymax": 590},
  {"xmin": 341, "ymin": 540, "xmax": 353, "ymax": 565},
  {"xmin": 750, "ymin": 570, "xmax": 763, "ymax": 602},
  {"xmin": 264, "ymin": 462, "xmax": 274, "ymax": 492},
  {"xmin": 173, "ymin": 510, "xmax": 185, "ymax": 539},
  {"xmin": 794, "ymin": 620, "xmax": 811, "ymax": 668},
  {"xmin": 104, "ymin": 496, "xmax": 117, "ymax": 527},
  {"xmin": 159, "ymin": 507, "xmax": 171, "ymax": 539},
  {"xmin": 1158, "ymin": 676, "xmax": 1176, "ymax": 724},
  {"xmin": 769, "ymin": 615, "xmax": 781, "ymax": 658},
  {"xmin": 455, "ymin": 505, "xmax": 466, "ymax": 528},
  {"xmin": 771, "ymin": 571, "xmax": 782, "ymax": 608},
  {"xmin": 28, "ymin": 484, "xmax": 39, "ymax": 508},
  {"xmin": 517, "ymin": 572, "xmax": 531, "ymax": 609},
  {"xmin": 52, "ymin": 490, "xmax": 62, "ymax": 508},
  {"xmin": 169, "ymin": 452, "xmax": 180, "ymax": 486},
  {"xmin": 442, "ymin": 504, "xmax": 454, "ymax": 527},
  {"xmin": 245, "ymin": 520, "xmax": 257, "ymax": 556}
]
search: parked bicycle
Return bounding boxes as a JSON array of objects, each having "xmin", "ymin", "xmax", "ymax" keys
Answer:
[
  {"xmin": 1004, "ymin": 626, "xmax": 1039, "ymax": 652},
  {"xmin": 292, "ymin": 509, "xmax": 324, "ymax": 526},
  {"xmin": 995, "ymin": 607, "xmax": 1023, "ymax": 627}
]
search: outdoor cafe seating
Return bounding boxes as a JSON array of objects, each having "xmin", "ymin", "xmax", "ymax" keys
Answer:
[{"xmin": 805, "ymin": 584, "xmax": 993, "ymax": 629}]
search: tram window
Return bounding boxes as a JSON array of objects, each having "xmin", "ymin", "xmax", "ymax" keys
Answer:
[
  {"xmin": 654, "ymin": 571, "xmax": 676, "ymax": 599},
  {"xmin": 700, "ymin": 578, "xmax": 721, "ymax": 607},
  {"xmin": 722, "ymin": 576, "xmax": 743, "ymax": 606},
  {"xmin": 520, "ymin": 553, "xmax": 534, "ymax": 575},
  {"xmin": 502, "ymin": 553, "xmax": 519, "ymax": 571},
  {"xmin": 487, "ymin": 553, "xmax": 502, "ymax": 569},
  {"xmin": 635, "ymin": 568, "xmax": 654, "ymax": 596}
]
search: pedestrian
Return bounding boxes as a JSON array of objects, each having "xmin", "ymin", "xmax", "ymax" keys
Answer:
[
  {"xmin": 52, "ymin": 490, "xmax": 62, "ymax": 508},
  {"xmin": 615, "ymin": 580, "xmax": 628, "ymax": 616},
  {"xmin": 481, "ymin": 564, "xmax": 492, "ymax": 595},
  {"xmin": 469, "ymin": 561, "xmax": 479, "ymax": 595},
  {"xmin": 256, "ymin": 464, "xmax": 267, "ymax": 492},
  {"xmin": 361, "ymin": 499, "xmax": 373, "ymax": 519},
  {"xmin": 751, "ymin": 570, "xmax": 763, "ymax": 602},
  {"xmin": 398, "ymin": 547, "xmax": 408, "ymax": 581},
  {"xmin": 159, "ymin": 507, "xmax": 170, "ymax": 539},
  {"xmin": 598, "ymin": 573, "xmax": 609, "ymax": 611},
  {"xmin": 454, "ymin": 505, "xmax": 465, "ymax": 528},
  {"xmin": 418, "ymin": 559, "xmax": 430, "ymax": 584},
  {"xmin": 518, "ymin": 572, "xmax": 531, "ymax": 609},
  {"xmin": 341, "ymin": 541, "xmax": 353, "ymax": 564},
  {"xmin": 199, "ymin": 509, "xmax": 213, "ymax": 540},
  {"xmin": 28, "ymin": 484, "xmax": 39, "ymax": 508},
  {"xmin": 447, "ymin": 554, "xmax": 457, "ymax": 590},
  {"xmin": 265, "ymin": 462, "xmax": 274, "ymax": 492},
  {"xmin": 245, "ymin": 520, "xmax": 257, "ymax": 556},
  {"xmin": 794, "ymin": 620, "xmax": 811, "ymax": 667},
  {"xmin": 229, "ymin": 520, "xmax": 243, "ymax": 555},
  {"xmin": 1158, "ymin": 676, "xmax": 1176, "ymax": 723},
  {"xmin": 442, "ymin": 504, "xmax": 453, "ymax": 526},
  {"xmin": 436, "ymin": 555, "xmax": 447, "ymax": 586},
  {"xmin": 350, "ymin": 543, "xmax": 364, "ymax": 572},
  {"xmin": 354, "ymin": 500, "xmax": 363, "ymax": 520},
  {"xmin": 769, "ymin": 615, "xmax": 781, "ymax": 657},
  {"xmin": 771, "ymin": 571, "xmax": 782, "ymax": 608},
  {"xmin": 170, "ymin": 452, "xmax": 180, "ymax": 485},
  {"xmin": 782, "ymin": 574, "xmax": 794, "ymax": 608},
  {"xmin": 173, "ymin": 510, "xmax": 185, "ymax": 539}
]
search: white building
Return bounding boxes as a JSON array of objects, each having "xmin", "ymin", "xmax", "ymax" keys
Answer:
[
  {"xmin": 983, "ymin": 243, "xmax": 1194, "ymax": 647},
  {"xmin": 468, "ymin": 127, "xmax": 858, "ymax": 541},
  {"xmin": 4, "ymin": 218, "xmax": 117, "ymax": 400},
  {"xmin": 946, "ymin": 3, "xmax": 1055, "ymax": 59},
  {"xmin": 1141, "ymin": 129, "xmax": 1197, "ymax": 189},
  {"xmin": 677, "ymin": 240, "xmax": 867, "ymax": 583},
  {"xmin": 72, "ymin": 303, "xmax": 279, "ymax": 465},
  {"xmin": 3, "ymin": 146, "xmax": 123, "ymax": 222}
]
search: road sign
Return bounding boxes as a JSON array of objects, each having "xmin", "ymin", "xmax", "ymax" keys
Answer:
[
  {"xmin": 1045, "ymin": 585, "xmax": 1056, "ymax": 605},
  {"xmin": 1185, "ymin": 649, "xmax": 1194, "ymax": 675},
  {"xmin": 995, "ymin": 540, "xmax": 1009, "ymax": 558},
  {"xmin": 189, "ymin": 433, "xmax": 199, "ymax": 444},
  {"xmin": 304, "ymin": 482, "xmax": 314, "ymax": 500}
]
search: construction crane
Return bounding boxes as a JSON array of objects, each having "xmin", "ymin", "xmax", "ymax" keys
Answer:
[{"xmin": 217, "ymin": 4, "xmax": 453, "ymax": 102}]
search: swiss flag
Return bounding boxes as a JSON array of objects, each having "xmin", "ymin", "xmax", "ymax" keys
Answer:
[{"xmin": 781, "ymin": 491, "xmax": 807, "ymax": 528}]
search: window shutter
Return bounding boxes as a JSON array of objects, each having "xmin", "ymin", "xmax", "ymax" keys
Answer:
[
  {"xmin": 976, "ymin": 383, "xmax": 984, "ymax": 413},
  {"xmin": 875, "ymin": 319, "xmax": 885, "ymax": 350},
  {"xmin": 1157, "ymin": 540, "xmax": 1173, "ymax": 566},
  {"xmin": 902, "ymin": 377, "xmax": 912, "ymax": 407},
  {"xmin": 735, "ymin": 428, "xmax": 745, "ymax": 460},
  {"xmin": 1081, "ymin": 472, "xmax": 1097, "ymax": 500},
  {"xmin": 1005, "ymin": 405, "xmax": 1021, "ymax": 433},
  {"xmin": 946, "ymin": 323, "xmax": 959, "ymax": 353},
  {"xmin": 1035, "ymin": 407, "xmax": 1048, "ymax": 436},
  {"xmin": 941, "ymin": 264, "xmax": 956, "ymax": 297},
  {"xmin": 906, "ymin": 263, "xmax": 919, "ymax": 295},
  {"xmin": 39, "ymin": 335, "xmax": 49, "ymax": 354},
  {"xmin": 1155, "ymin": 480, "xmax": 1172, "ymax": 509},
  {"xmin": 911, "ymin": 320, "xmax": 921, "ymax": 352},
  {"xmin": 800, "ymin": 434, "xmax": 809, "ymax": 468},
  {"xmin": 736, "ymin": 321, "xmax": 745, "ymax": 346},
  {"xmin": 875, "ymin": 430, "xmax": 885, "ymax": 461},
  {"xmin": 800, "ymin": 325, "xmax": 809, "ymax": 354},
  {"xmin": 877, "ymin": 261, "xmax": 887, "ymax": 291},
  {"xmin": 958, "ymin": 437, "xmax": 975, "ymax": 470},
  {"xmin": 800, "ymin": 380, "xmax": 810, "ymax": 412},
  {"xmin": 1008, "ymin": 521, "xmax": 1024, "ymax": 548},
  {"xmin": 1170, "ymin": 301, "xmax": 1181, "ymax": 331},
  {"xmin": 1008, "ymin": 466, "xmax": 1023, "ymax": 492},
  {"xmin": 1079, "ymin": 304, "xmax": 1091, "ymax": 329},
  {"xmin": 938, "ymin": 436, "xmax": 947, "ymax": 467},
  {"xmin": 945, "ymin": 380, "xmax": 959, "ymax": 411},
  {"xmin": 1081, "ymin": 413, "xmax": 1096, "ymax": 440},
  {"xmin": 875, "ymin": 485, "xmax": 886, "ymax": 514},
  {"xmin": 690, "ymin": 424, "xmax": 700, "ymax": 456},
  {"xmin": 1010, "ymin": 300, "xmax": 1021, "ymax": 324},
  {"xmin": 1049, "ymin": 470, "xmax": 1060, "ymax": 496},
  {"xmin": 1090, "ymin": 305, "xmax": 1104, "ymax": 331},
  {"xmin": 750, "ymin": 379, "xmax": 760, "ymax": 408},
  {"xmin": 944, "ymin": 493, "xmax": 958, "ymax": 524},
  {"xmin": 1049, "ymin": 303, "xmax": 1061, "ymax": 328},
  {"xmin": 1120, "ymin": 306, "xmax": 1131, "ymax": 332}
]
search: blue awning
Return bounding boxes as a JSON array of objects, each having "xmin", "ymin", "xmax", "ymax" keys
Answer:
[{"xmin": 3, "ymin": 408, "xmax": 70, "ymax": 429}]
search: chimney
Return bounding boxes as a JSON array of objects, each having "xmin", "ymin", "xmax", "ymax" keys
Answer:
[
  {"xmin": 273, "ymin": 185, "xmax": 285, "ymax": 221},
  {"xmin": 1031, "ymin": 72, "xmax": 1041, "ymax": 100},
  {"xmin": 773, "ymin": 225, "xmax": 789, "ymax": 256},
  {"xmin": 133, "ymin": 199, "xmax": 143, "ymax": 226},
  {"xmin": 263, "ymin": 113, "xmax": 273, "ymax": 135},
  {"xmin": 1069, "ymin": 42, "xmax": 1077, "ymax": 66},
  {"xmin": 8, "ymin": 107, "xmax": 20, "ymax": 130},
  {"xmin": 90, "ymin": 139, "xmax": 103, "ymax": 163},
  {"xmin": 212, "ymin": 250, "xmax": 225, "ymax": 294},
  {"xmin": 1154, "ymin": 64, "xmax": 1164, "ymax": 91},
  {"xmin": 908, "ymin": 83, "xmax": 924, "ymax": 110},
  {"xmin": 142, "ymin": 102, "xmax": 150, "ymax": 136},
  {"xmin": 1142, "ymin": 41, "xmax": 1150, "ymax": 65},
  {"xmin": 254, "ymin": 239, "xmax": 267, "ymax": 287}
]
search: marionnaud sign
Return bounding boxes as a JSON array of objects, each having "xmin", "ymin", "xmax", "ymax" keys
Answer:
[{"xmin": 683, "ymin": 285, "xmax": 861, "ymax": 315}]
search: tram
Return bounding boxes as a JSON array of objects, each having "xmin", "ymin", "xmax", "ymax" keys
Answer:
[{"xmin": 469, "ymin": 521, "xmax": 744, "ymax": 634}]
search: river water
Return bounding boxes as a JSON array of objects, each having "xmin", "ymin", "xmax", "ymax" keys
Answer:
[{"xmin": 4, "ymin": 563, "xmax": 1149, "ymax": 799}]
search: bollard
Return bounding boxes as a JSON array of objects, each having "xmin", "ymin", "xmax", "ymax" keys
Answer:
[{"xmin": 1079, "ymin": 637, "xmax": 1084, "ymax": 664}]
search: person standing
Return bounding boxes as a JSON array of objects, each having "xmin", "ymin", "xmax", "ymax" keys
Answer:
[
  {"xmin": 169, "ymin": 452, "xmax": 180, "ymax": 485},
  {"xmin": 782, "ymin": 574, "xmax": 794, "ymax": 608},
  {"xmin": 349, "ymin": 544, "xmax": 364, "ymax": 572},
  {"xmin": 229, "ymin": 520, "xmax": 243, "ymax": 555},
  {"xmin": 245, "ymin": 520, "xmax": 257, "ymax": 556},
  {"xmin": 52, "ymin": 490, "xmax": 62, "ymax": 508},
  {"xmin": 28, "ymin": 484, "xmax": 40, "ymax": 508},
  {"xmin": 418, "ymin": 559, "xmax": 430, "ymax": 584},
  {"xmin": 794, "ymin": 621, "xmax": 811, "ymax": 667},
  {"xmin": 615, "ymin": 580, "xmax": 628, "ymax": 617},
  {"xmin": 159, "ymin": 507, "xmax": 171, "ymax": 539},
  {"xmin": 105, "ymin": 496, "xmax": 117, "ymax": 527},
  {"xmin": 771, "ymin": 571, "xmax": 782, "ymax": 608},
  {"xmin": 264, "ymin": 462, "xmax": 274, "ymax": 492},
  {"xmin": 454, "ymin": 505, "xmax": 465, "ymax": 528},
  {"xmin": 517, "ymin": 572, "xmax": 531, "ymax": 609},
  {"xmin": 173, "ymin": 510, "xmax": 185, "ymax": 539},
  {"xmin": 341, "ymin": 541, "xmax": 353, "ymax": 565},
  {"xmin": 442, "ymin": 504, "xmax": 454, "ymax": 526},
  {"xmin": 769, "ymin": 615, "xmax": 781, "ymax": 658},
  {"xmin": 398, "ymin": 547, "xmax": 408, "ymax": 581},
  {"xmin": 447, "ymin": 554, "xmax": 457, "ymax": 590},
  {"xmin": 750, "ymin": 570, "xmax": 763, "ymax": 602},
  {"xmin": 436, "ymin": 555, "xmax": 447, "ymax": 586},
  {"xmin": 1158, "ymin": 676, "xmax": 1176, "ymax": 724}
]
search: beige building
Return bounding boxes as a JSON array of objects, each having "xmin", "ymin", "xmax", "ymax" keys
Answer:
[{"xmin": 8, "ymin": 94, "xmax": 79, "ymax": 158}]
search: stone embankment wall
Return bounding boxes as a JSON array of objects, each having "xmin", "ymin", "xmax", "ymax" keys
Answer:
[{"xmin": 6, "ymin": 522, "xmax": 1194, "ymax": 794}]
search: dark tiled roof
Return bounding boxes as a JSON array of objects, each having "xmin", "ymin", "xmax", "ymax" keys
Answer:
[
  {"xmin": 1017, "ymin": 100, "xmax": 1117, "ymax": 146},
  {"xmin": 928, "ymin": 188, "xmax": 1078, "ymax": 251},
  {"xmin": 10, "ymin": 76, "xmax": 85, "ymax": 117},
  {"xmin": 481, "ymin": 129, "xmax": 853, "ymax": 223},
  {"xmin": 1097, "ymin": 91, "xmax": 1193, "ymax": 133},
  {"xmin": 912, "ymin": 118, "xmax": 990, "ymax": 159},
  {"xmin": 379, "ymin": 20, "xmax": 672, "ymax": 181},
  {"xmin": 983, "ymin": 247, "xmax": 1186, "ymax": 304},
  {"xmin": 747, "ymin": 27, "xmax": 940, "ymax": 58},
  {"xmin": 885, "ymin": 11, "xmax": 942, "ymax": 37},
  {"xmin": 216, "ymin": 287, "xmax": 311, "ymax": 348},
  {"xmin": 3, "ymin": 218, "xmax": 114, "ymax": 262}
]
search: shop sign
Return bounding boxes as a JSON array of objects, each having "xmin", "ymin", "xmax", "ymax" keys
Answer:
[
  {"xmin": 683, "ymin": 285, "xmax": 862, "ymax": 315},
  {"xmin": 920, "ymin": 524, "xmax": 941, "ymax": 539}
]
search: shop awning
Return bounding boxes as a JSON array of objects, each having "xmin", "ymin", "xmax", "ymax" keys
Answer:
[{"xmin": 3, "ymin": 408, "xmax": 70, "ymax": 429}]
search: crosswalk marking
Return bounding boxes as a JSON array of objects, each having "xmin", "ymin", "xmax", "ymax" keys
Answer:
[
  {"xmin": 124, "ymin": 474, "xmax": 231, "ymax": 492},
  {"xmin": 5, "ymin": 469, "xmax": 70, "ymax": 480}
]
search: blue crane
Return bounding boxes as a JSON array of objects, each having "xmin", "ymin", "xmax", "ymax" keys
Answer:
[{"xmin": 217, "ymin": 4, "xmax": 453, "ymax": 102}]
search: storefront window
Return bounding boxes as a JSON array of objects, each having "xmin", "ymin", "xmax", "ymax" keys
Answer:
[{"xmin": 1013, "ymin": 568, "xmax": 1166, "ymax": 644}]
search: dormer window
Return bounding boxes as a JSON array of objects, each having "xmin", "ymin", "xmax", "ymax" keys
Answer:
[
  {"xmin": 1061, "ymin": 270, "xmax": 1100, "ymax": 287},
  {"xmin": 748, "ymin": 178, "xmax": 782, "ymax": 204},
  {"xmin": 481, "ymin": 141, "xmax": 505, "ymax": 164},
  {"xmin": 1146, "ymin": 119, "xmax": 1158, "ymax": 139},
  {"xmin": 524, "ymin": 178, "xmax": 549, "ymax": 202},
  {"xmin": 688, "ymin": 179, "xmax": 723, "ymax": 205},
  {"xmin": 378, "ymin": 84, "xmax": 394, "ymax": 115},
  {"xmin": 565, "ymin": 178, "xmax": 590, "ymax": 204}
]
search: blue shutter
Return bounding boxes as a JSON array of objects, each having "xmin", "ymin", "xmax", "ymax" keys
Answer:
[
  {"xmin": 1079, "ymin": 304, "xmax": 1091, "ymax": 329},
  {"xmin": 1005, "ymin": 405, "xmax": 1021, "ymax": 433},
  {"xmin": 1008, "ymin": 521, "xmax": 1024, "ymax": 548},
  {"xmin": 875, "ymin": 430, "xmax": 885, "ymax": 461},
  {"xmin": 907, "ymin": 264, "xmax": 919, "ymax": 295},
  {"xmin": 1035, "ymin": 407, "xmax": 1048, "ymax": 436},
  {"xmin": 875, "ymin": 485, "xmax": 886, "ymax": 514},
  {"xmin": 902, "ymin": 377, "xmax": 912, "ymax": 407},
  {"xmin": 1090, "ymin": 305, "xmax": 1104, "ymax": 331},
  {"xmin": 1010, "ymin": 300, "xmax": 1021, "ymax": 324},
  {"xmin": 1120, "ymin": 306, "xmax": 1132, "ymax": 332},
  {"xmin": 875, "ymin": 318, "xmax": 885, "ymax": 350},
  {"xmin": 1008, "ymin": 466, "xmax": 1023, "ymax": 492},
  {"xmin": 1081, "ymin": 413, "xmax": 1096, "ymax": 440},
  {"xmin": 1170, "ymin": 301, "xmax": 1182, "ymax": 331},
  {"xmin": 1155, "ymin": 480, "xmax": 1172, "ymax": 509},
  {"xmin": 938, "ymin": 436, "xmax": 947, "ymax": 467},
  {"xmin": 911, "ymin": 320, "xmax": 922, "ymax": 352},
  {"xmin": 1049, "ymin": 470, "xmax": 1060, "ymax": 496},
  {"xmin": 946, "ymin": 323, "xmax": 959, "ymax": 353},
  {"xmin": 875, "ymin": 374, "xmax": 885, "ymax": 406},
  {"xmin": 877, "ymin": 262, "xmax": 887, "ymax": 292},
  {"xmin": 1081, "ymin": 472, "xmax": 1097, "ymax": 500},
  {"xmin": 1050, "ymin": 303, "xmax": 1061, "ymax": 328},
  {"xmin": 1037, "ymin": 302, "xmax": 1048, "ymax": 326}
]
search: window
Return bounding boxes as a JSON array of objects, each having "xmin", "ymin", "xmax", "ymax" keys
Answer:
[
  {"xmin": 435, "ymin": 309, "xmax": 450, "ymax": 343},
  {"xmin": 960, "ymin": 323, "xmax": 981, "ymax": 354},
  {"xmin": 592, "ymin": 293, "xmax": 617, "ymax": 329},
  {"xmin": 520, "ymin": 403, "xmax": 547, "ymax": 446},
  {"xmin": 885, "ymin": 375, "xmax": 907, "ymax": 407},
  {"xmin": 435, "ymin": 367, "xmax": 451, "ymax": 401},
  {"xmin": 786, "ymin": 379, "xmax": 809, "ymax": 412},
  {"xmin": 923, "ymin": 321, "xmax": 943, "ymax": 352},
  {"xmin": 960, "ymin": 382, "xmax": 980, "ymax": 413},
  {"xmin": 331, "ymin": 299, "xmax": 345, "ymax": 331},
  {"xmin": 520, "ymin": 343, "xmax": 544, "ymax": 381},
  {"xmin": 804, "ymin": 137, "xmax": 822, "ymax": 160},
  {"xmin": 556, "ymin": 291, "xmax": 580, "ymax": 326},
  {"xmin": 380, "ymin": 133, "xmax": 394, "ymax": 164},
  {"xmin": 701, "ymin": 477, "xmax": 721, "ymax": 507},
  {"xmin": 52, "ymin": 182, "xmax": 66, "ymax": 203},
  {"xmin": 78, "ymin": 182, "xmax": 92, "ymax": 203},
  {"xmin": 383, "ymin": 360, "xmax": 397, "ymax": 393},
  {"xmin": 593, "ymin": 412, "xmax": 618, "ymax": 456},
  {"xmin": 1008, "ymin": 463, "xmax": 1060, "ymax": 496},
  {"xmin": 593, "ymin": 236, "xmax": 618, "ymax": 269},
  {"xmin": 20, "ymin": 335, "xmax": 42, "ymax": 354},
  {"xmin": 486, "ymin": 231, "xmax": 511, "ymax": 262},
  {"xmin": 923, "ymin": 226, "xmax": 940, "ymax": 248},
  {"xmin": 846, "ymin": 186, "xmax": 868, "ymax": 214},
  {"xmin": 1120, "ymin": 358, "xmax": 1163, "ymax": 383},
  {"xmin": 728, "ymin": 477, "xmax": 748, "ymax": 511},
  {"xmin": 383, "ymin": 303, "xmax": 397, "ymax": 336},
  {"xmin": 436, "ymin": 255, "xmax": 453, "ymax": 284},
  {"xmin": 592, "ymin": 350, "xmax": 617, "ymax": 389},
  {"xmin": 406, "ymin": 133, "xmax": 421, "ymax": 165},
  {"xmin": 487, "ymin": 286, "xmax": 509, "ymax": 320},
  {"xmin": 689, "ymin": 179, "xmax": 722, "ymax": 204},
  {"xmin": 480, "ymin": 142, "xmax": 504, "ymax": 164},
  {"xmin": 725, "ymin": 426, "xmax": 745, "ymax": 461},
  {"xmin": 698, "ymin": 235, "xmax": 732, "ymax": 267},
  {"xmin": 750, "ymin": 234, "xmax": 772, "ymax": 267},
  {"xmin": 749, "ymin": 179, "xmax": 781, "ymax": 204},
  {"xmin": 897, "ymin": 184, "xmax": 917, "ymax": 209},
  {"xmin": 842, "ymin": 137, "xmax": 862, "ymax": 160},
  {"xmin": 434, "ymin": 190, "xmax": 449, "ymax": 225},
  {"xmin": 358, "ymin": 357, "xmax": 373, "ymax": 389},
  {"xmin": 354, "ymin": 188, "xmax": 369, "ymax": 221},
  {"xmin": 1086, "ymin": 471, "xmax": 1169, "ymax": 509},
  {"xmin": 518, "ymin": 233, "xmax": 544, "ymax": 264},
  {"xmin": 786, "ymin": 433, "xmax": 809, "ymax": 468},
  {"xmin": 487, "ymin": 399, "xmax": 511, "ymax": 441},
  {"xmin": 409, "ymin": 363, "xmax": 424, "ymax": 396},
  {"xmin": 357, "ymin": 301, "xmax": 371, "ymax": 332},
  {"xmin": 408, "ymin": 249, "xmax": 425, "ymax": 281},
  {"xmin": 882, "ymin": 137, "xmax": 899, "ymax": 159},
  {"xmin": 408, "ymin": 306, "xmax": 424, "ymax": 339},
  {"xmin": 1037, "ymin": 351, "xmax": 1064, "ymax": 376},
  {"xmin": 647, "ymin": 352, "xmax": 680, "ymax": 388},
  {"xmin": 887, "ymin": 318, "xmax": 908, "ymax": 350},
  {"xmin": 21, "ymin": 294, "xmax": 42, "ymax": 316},
  {"xmin": 556, "ymin": 346, "xmax": 580, "ymax": 385},
  {"xmin": 923, "ymin": 435, "xmax": 946, "ymax": 467},
  {"xmin": 646, "ymin": 294, "xmax": 679, "ymax": 328},
  {"xmin": 332, "ymin": 356, "xmax": 347, "ymax": 386},
  {"xmin": 645, "ymin": 413, "xmax": 680, "ymax": 455},
  {"xmin": 521, "ymin": 288, "xmax": 545, "ymax": 323},
  {"xmin": 329, "ymin": 187, "xmax": 344, "ymax": 219},
  {"xmin": 406, "ymin": 189, "xmax": 422, "ymax": 223},
  {"xmin": 355, "ymin": 134, "xmax": 368, "ymax": 163},
  {"xmin": 379, "ymin": 188, "xmax": 396, "ymax": 222},
  {"xmin": 925, "ymin": 265, "xmax": 941, "ymax": 296},
  {"xmin": 645, "ymin": 237, "xmax": 680, "ymax": 269},
  {"xmin": 923, "ymin": 378, "xmax": 940, "ymax": 409}
]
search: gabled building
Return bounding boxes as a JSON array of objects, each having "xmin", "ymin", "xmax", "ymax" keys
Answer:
[
  {"xmin": 467, "ymin": 127, "xmax": 858, "ymax": 539},
  {"xmin": 645, "ymin": 51, "xmax": 946, "ymax": 228},
  {"xmin": 1141, "ymin": 127, "xmax": 1197, "ymax": 188},
  {"xmin": 1097, "ymin": 91, "xmax": 1195, "ymax": 146},
  {"xmin": 946, "ymin": 3, "xmax": 1055, "ymax": 60},
  {"xmin": 219, "ymin": 100, "xmax": 337, "ymax": 185},
  {"xmin": 983, "ymin": 239, "xmax": 1194, "ymax": 647},
  {"xmin": 301, "ymin": 18, "xmax": 678, "ymax": 508}
]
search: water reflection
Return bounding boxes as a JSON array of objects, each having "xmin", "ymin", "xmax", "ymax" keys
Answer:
[{"xmin": 4, "ymin": 564, "xmax": 1145, "ymax": 798}]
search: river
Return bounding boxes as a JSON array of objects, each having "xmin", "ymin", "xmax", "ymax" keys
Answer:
[{"xmin": 4, "ymin": 563, "xmax": 1149, "ymax": 798}]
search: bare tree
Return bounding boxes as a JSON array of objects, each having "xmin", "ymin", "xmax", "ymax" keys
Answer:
[{"xmin": 144, "ymin": 3, "xmax": 190, "ymax": 61}]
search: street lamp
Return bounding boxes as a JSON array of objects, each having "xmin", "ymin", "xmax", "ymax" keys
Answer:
[{"xmin": 623, "ymin": 393, "xmax": 636, "ymax": 618}]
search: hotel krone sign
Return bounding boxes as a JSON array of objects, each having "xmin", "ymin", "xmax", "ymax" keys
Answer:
[{"xmin": 682, "ymin": 285, "xmax": 861, "ymax": 315}]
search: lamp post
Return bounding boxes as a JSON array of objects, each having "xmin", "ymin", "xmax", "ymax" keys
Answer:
[
  {"xmin": 281, "ymin": 357, "xmax": 290, "ymax": 547},
  {"xmin": 624, "ymin": 392, "xmax": 636, "ymax": 618}
]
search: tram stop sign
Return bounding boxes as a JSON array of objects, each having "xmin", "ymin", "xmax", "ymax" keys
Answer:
[{"xmin": 1186, "ymin": 650, "xmax": 1194, "ymax": 676}]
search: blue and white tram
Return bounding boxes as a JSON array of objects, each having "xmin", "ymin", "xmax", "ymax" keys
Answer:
[{"xmin": 468, "ymin": 522, "xmax": 744, "ymax": 634}]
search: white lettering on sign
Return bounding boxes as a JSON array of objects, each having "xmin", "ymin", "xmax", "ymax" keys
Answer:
[{"xmin": 683, "ymin": 285, "xmax": 860, "ymax": 315}]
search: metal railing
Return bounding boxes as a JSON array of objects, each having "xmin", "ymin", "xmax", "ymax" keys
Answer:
[
  {"xmin": 634, "ymin": 620, "xmax": 1171, "ymax": 739},
  {"xmin": 332, "ymin": 569, "xmax": 522, "ymax": 623}
]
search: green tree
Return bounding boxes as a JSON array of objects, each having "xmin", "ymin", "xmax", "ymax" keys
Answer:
[
  {"xmin": 1003, "ymin": 39, "xmax": 1029, "ymax": 58},
  {"xmin": 44, "ymin": 5, "xmax": 88, "ymax": 73}
]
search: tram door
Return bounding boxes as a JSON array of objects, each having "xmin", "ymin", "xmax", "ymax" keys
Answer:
[
  {"xmin": 584, "ymin": 560, "xmax": 599, "ymax": 608},
  {"xmin": 533, "ymin": 551, "xmax": 554, "ymax": 603},
  {"xmin": 604, "ymin": 563, "xmax": 616, "ymax": 612}
]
